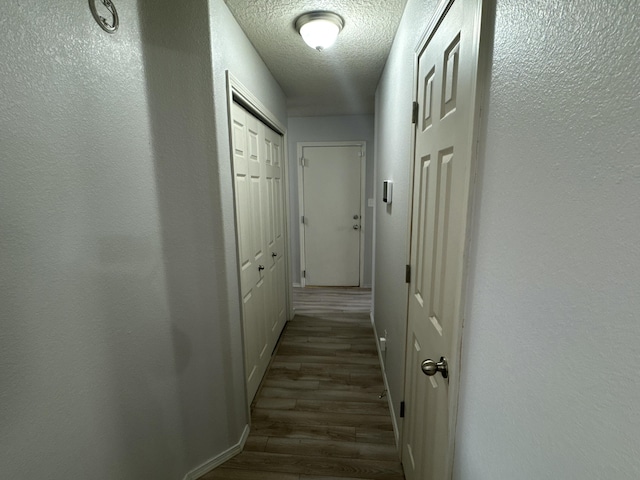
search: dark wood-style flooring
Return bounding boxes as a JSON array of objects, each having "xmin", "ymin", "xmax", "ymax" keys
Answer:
[
  {"xmin": 293, "ymin": 287, "xmax": 372, "ymax": 315},
  {"xmin": 202, "ymin": 312, "xmax": 404, "ymax": 480}
]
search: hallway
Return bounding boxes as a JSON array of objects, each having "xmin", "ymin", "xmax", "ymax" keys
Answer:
[
  {"xmin": 2, "ymin": 0, "xmax": 639, "ymax": 478},
  {"xmin": 203, "ymin": 312, "xmax": 404, "ymax": 479}
]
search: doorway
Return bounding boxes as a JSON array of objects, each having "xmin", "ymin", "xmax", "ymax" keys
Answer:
[{"xmin": 297, "ymin": 142, "xmax": 366, "ymax": 287}]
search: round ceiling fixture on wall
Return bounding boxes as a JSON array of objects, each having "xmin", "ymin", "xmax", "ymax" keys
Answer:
[{"xmin": 295, "ymin": 11, "xmax": 344, "ymax": 51}]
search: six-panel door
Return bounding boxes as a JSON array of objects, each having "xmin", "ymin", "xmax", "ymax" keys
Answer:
[
  {"xmin": 232, "ymin": 102, "xmax": 288, "ymax": 402},
  {"xmin": 403, "ymin": 1, "xmax": 483, "ymax": 478}
]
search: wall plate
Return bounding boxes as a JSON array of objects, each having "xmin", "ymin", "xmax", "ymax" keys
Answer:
[{"xmin": 383, "ymin": 180, "xmax": 393, "ymax": 204}]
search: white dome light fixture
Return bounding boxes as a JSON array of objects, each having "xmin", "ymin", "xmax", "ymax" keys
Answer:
[{"xmin": 295, "ymin": 11, "xmax": 344, "ymax": 52}]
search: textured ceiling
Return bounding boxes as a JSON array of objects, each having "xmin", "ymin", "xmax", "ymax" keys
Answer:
[{"xmin": 224, "ymin": 0, "xmax": 408, "ymax": 117}]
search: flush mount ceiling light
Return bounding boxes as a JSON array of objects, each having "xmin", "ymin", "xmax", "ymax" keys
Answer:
[{"xmin": 295, "ymin": 11, "xmax": 344, "ymax": 51}]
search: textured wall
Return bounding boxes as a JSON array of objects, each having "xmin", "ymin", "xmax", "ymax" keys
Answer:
[
  {"xmin": 287, "ymin": 115, "xmax": 375, "ymax": 287},
  {"xmin": 0, "ymin": 0, "xmax": 285, "ymax": 478},
  {"xmin": 373, "ymin": 0, "xmax": 439, "ymax": 435},
  {"xmin": 455, "ymin": 0, "xmax": 640, "ymax": 477}
]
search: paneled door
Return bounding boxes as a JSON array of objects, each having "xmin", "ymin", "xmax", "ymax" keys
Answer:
[
  {"xmin": 231, "ymin": 102, "xmax": 287, "ymax": 402},
  {"xmin": 300, "ymin": 144, "xmax": 363, "ymax": 286},
  {"xmin": 263, "ymin": 126, "xmax": 287, "ymax": 347},
  {"xmin": 402, "ymin": 1, "xmax": 485, "ymax": 479}
]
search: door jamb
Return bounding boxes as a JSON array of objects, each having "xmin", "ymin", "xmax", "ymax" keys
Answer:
[{"xmin": 297, "ymin": 141, "xmax": 366, "ymax": 287}]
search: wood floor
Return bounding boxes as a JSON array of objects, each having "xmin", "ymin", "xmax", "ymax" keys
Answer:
[
  {"xmin": 292, "ymin": 287, "xmax": 372, "ymax": 315},
  {"xmin": 202, "ymin": 312, "xmax": 404, "ymax": 480}
]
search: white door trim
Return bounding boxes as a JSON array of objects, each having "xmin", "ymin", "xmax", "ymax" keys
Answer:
[
  {"xmin": 401, "ymin": 0, "xmax": 490, "ymax": 475},
  {"xmin": 297, "ymin": 141, "xmax": 366, "ymax": 287},
  {"xmin": 226, "ymin": 72, "xmax": 287, "ymax": 134}
]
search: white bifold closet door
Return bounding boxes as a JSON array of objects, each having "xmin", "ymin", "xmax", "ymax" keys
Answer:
[{"xmin": 231, "ymin": 102, "xmax": 287, "ymax": 402}]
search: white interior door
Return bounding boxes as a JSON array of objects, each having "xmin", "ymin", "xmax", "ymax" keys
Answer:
[
  {"xmin": 263, "ymin": 126, "xmax": 287, "ymax": 346},
  {"xmin": 231, "ymin": 102, "xmax": 288, "ymax": 402},
  {"xmin": 301, "ymin": 144, "xmax": 362, "ymax": 286},
  {"xmin": 402, "ymin": 1, "xmax": 484, "ymax": 479},
  {"xmin": 232, "ymin": 103, "xmax": 269, "ymax": 401}
]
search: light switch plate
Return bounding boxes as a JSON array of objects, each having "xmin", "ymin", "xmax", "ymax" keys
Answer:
[{"xmin": 383, "ymin": 180, "xmax": 393, "ymax": 204}]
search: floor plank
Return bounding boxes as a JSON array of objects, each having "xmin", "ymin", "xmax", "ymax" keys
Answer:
[
  {"xmin": 265, "ymin": 437, "xmax": 400, "ymax": 462},
  {"xmin": 249, "ymin": 421, "xmax": 357, "ymax": 442},
  {"xmin": 252, "ymin": 409, "xmax": 394, "ymax": 430},
  {"xmin": 222, "ymin": 451, "xmax": 404, "ymax": 479},
  {"xmin": 201, "ymin": 467, "xmax": 299, "ymax": 479},
  {"xmin": 295, "ymin": 399, "xmax": 390, "ymax": 416},
  {"xmin": 259, "ymin": 386, "xmax": 387, "ymax": 404},
  {"xmin": 277, "ymin": 354, "xmax": 381, "ymax": 366}
]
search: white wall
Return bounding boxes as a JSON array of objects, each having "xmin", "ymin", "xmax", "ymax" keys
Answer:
[
  {"xmin": 373, "ymin": 0, "xmax": 439, "ymax": 433},
  {"xmin": 375, "ymin": 0, "xmax": 640, "ymax": 477},
  {"xmin": 455, "ymin": 0, "xmax": 640, "ymax": 478},
  {"xmin": 0, "ymin": 0, "xmax": 286, "ymax": 478},
  {"xmin": 287, "ymin": 115, "xmax": 375, "ymax": 286}
]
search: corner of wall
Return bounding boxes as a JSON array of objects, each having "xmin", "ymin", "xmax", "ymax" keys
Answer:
[{"xmin": 183, "ymin": 424, "xmax": 250, "ymax": 480}]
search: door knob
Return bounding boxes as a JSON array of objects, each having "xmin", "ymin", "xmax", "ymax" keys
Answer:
[
  {"xmin": 258, "ymin": 265, "xmax": 265, "ymax": 272},
  {"xmin": 353, "ymin": 214, "xmax": 360, "ymax": 219},
  {"xmin": 421, "ymin": 356, "xmax": 448, "ymax": 379},
  {"xmin": 271, "ymin": 252, "xmax": 278, "ymax": 257},
  {"xmin": 353, "ymin": 225, "xmax": 360, "ymax": 230}
]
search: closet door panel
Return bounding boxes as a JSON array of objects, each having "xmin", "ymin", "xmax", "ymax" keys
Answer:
[
  {"xmin": 231, "ymin": 102, "xmax": 288, "ymax": 402},
  {"xmin": 231, "ymin": 103, "xmax": 268, "ymax": 401}
]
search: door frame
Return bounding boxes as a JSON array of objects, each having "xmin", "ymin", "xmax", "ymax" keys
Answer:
[
  {"xmin": 400, "ymin": 0, "xmax": 491, "ymax": 474},
  {"xmin": 225, "ymin": 72, "xmax": 294, "ymax": 410},
  {"xmin": 297, "ymin": 141, "xmax": 366, "ymax": 287}
]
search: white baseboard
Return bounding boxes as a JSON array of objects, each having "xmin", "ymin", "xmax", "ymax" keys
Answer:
[
  {"xmin": 183, "ymin": 424, "xmax": 250, "ymax": 480},
  {"xmin": 370, "ymin": 313, "xmax": 401, "ymax": 447}
]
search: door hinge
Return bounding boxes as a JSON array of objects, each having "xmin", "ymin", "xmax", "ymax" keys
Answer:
[
  {"xmin": 412, "ymin": 101, "xmax": 419, "ymax": 124},
  {"xmin": 405, "ymin": 264, "xmax": 411, "ymax": 283},
  {"xmin": 301, "ymin": 215, "xmax": 306, "ymax": 224},
  {"xmin": 358, "ymin": 151, "xmax": 364, "ymax": 157},
  {"xmin": 300, "ymin": 157, "xmax": 307, "ymax": 167},
  {"xmin": 400, "ymin": 401, "xmax": 405, "ymax": 418},
  {"xmin": 302, "ymin": 270, "xmax": 306, "ymax": 278}
]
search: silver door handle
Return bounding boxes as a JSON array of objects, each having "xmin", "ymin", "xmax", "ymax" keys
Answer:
[
  {"xmin": 271, "ymin": 252, "xmax": 278, "ymax": 257},
  {"xmin": 421, "ymin": 357, "xmax": 448, "ymax": 379},
  {"xmin": 353, "ymin": 225, "xmax": 360, "ymax": 230},
  {"xmin": 258, "ymin": 265, "xmax": 265, "ymax": 272}
]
